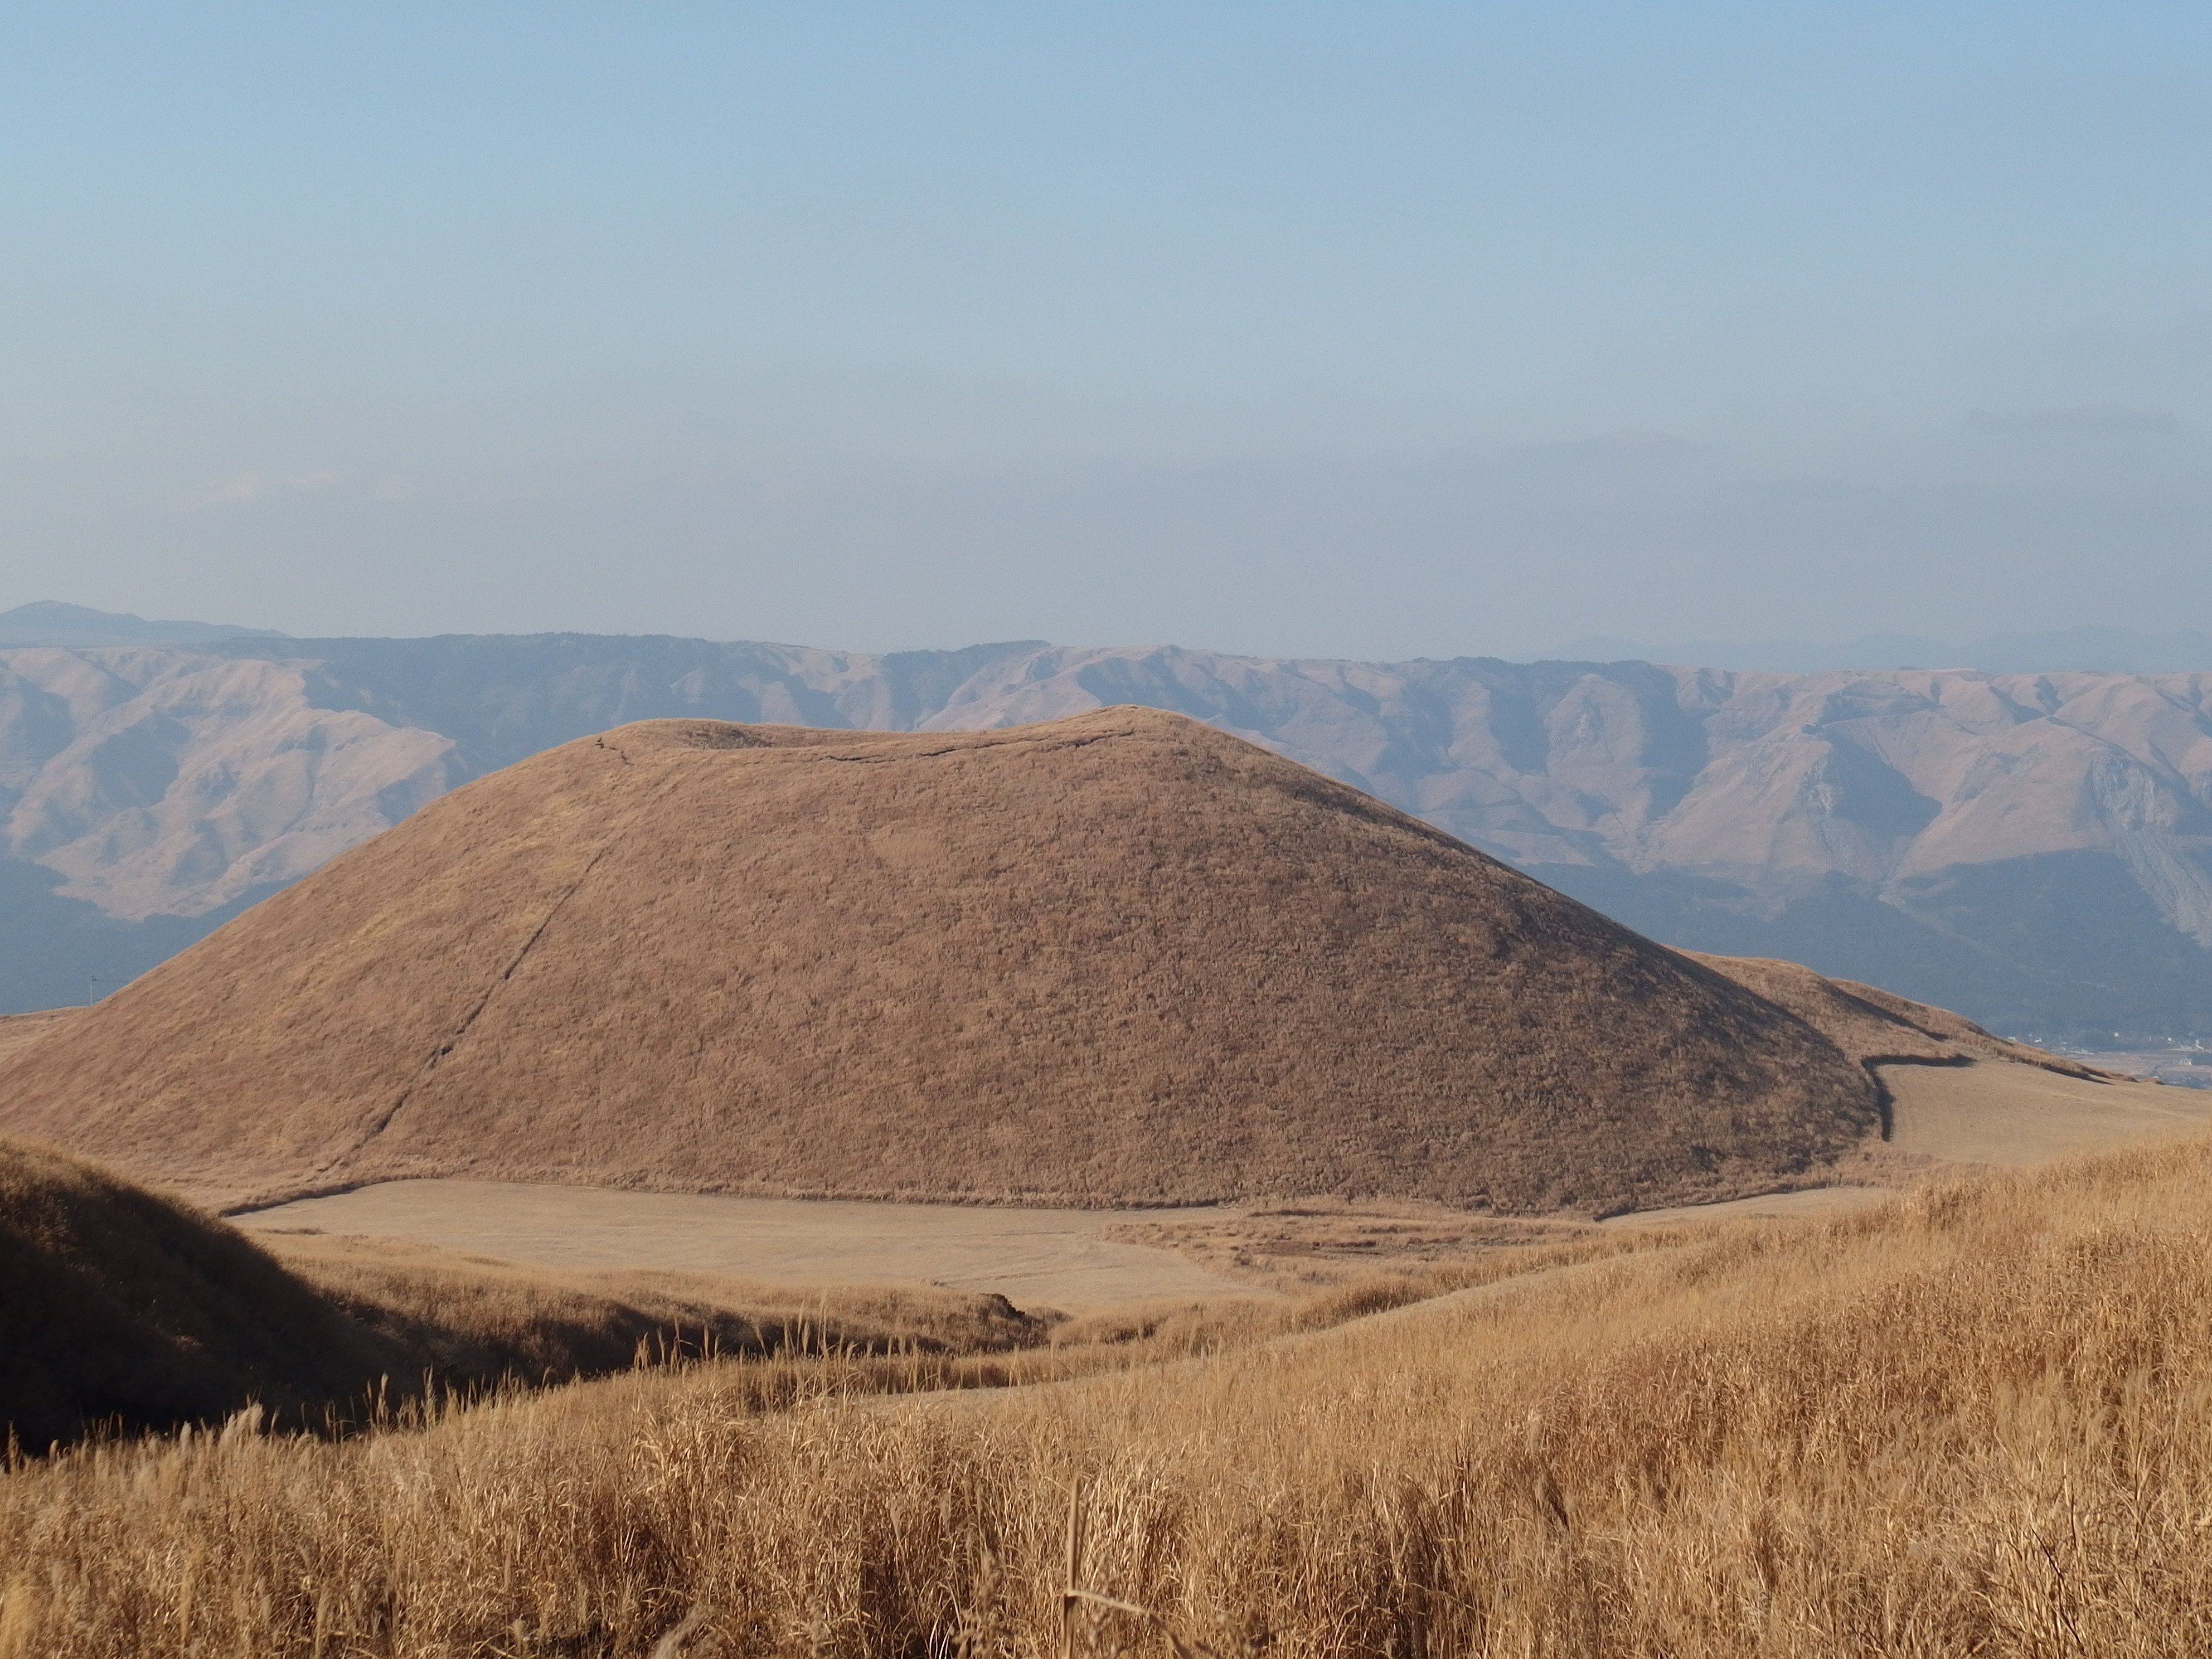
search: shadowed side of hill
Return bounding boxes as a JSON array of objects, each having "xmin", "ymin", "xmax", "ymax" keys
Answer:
[
  {"xmin": 0, "ymin": 1138, "xmax": 405, "ymax": 1448},
  {"xmin": 0, "ymin": 709, "xmax": 1886, "ymax": 1216}
]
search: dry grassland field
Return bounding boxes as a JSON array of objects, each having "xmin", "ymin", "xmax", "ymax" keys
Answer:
[
  {"xmin": 6, "ymin": 1038, "xmax": 2212, "ymax": 1656},
  {"xmin": 12, "ymin": 1117, "xmax": 2212, "ymax": 1656},
  {"xmin": 1880, "ymin": 1059, "xmax": 2212, "ymax": 1164}
]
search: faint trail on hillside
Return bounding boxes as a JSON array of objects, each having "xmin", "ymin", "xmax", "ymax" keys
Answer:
[{"xmin": 338, "ymin": 838, "xmax": 618, "ymax": 1162}]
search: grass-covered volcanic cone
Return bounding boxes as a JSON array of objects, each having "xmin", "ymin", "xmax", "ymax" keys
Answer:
[{"xmin": 0, "ymin": 709, "xmax": 1883, "ymax": 1213}]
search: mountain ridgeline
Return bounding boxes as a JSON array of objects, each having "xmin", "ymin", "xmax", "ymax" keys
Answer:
[{"xmin": 1, "ymin": 631, "xmax": 2209, "ymax": 1039}]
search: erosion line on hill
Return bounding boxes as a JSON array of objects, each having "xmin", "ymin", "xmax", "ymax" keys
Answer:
[{"xmin": 343, "ymin": 841, "xmax": 617, "ymax": 1158}]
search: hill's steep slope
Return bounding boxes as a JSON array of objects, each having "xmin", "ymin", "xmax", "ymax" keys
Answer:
[
  {"xmin": 6, "ymin": 634, "xmax": 2211, "ymax": 1037},
  {"xmin": 0, "ymin": 710, "xmax": 1881, "ymax": 1216}
]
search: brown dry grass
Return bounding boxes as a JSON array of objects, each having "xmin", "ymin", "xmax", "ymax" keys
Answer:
[
  {"xmin": 1103, "ymin": 1199, "xmax": 1600, "ymax": 1289},
  {"xmin": 0, "ymin": 710, "xmax": 1885, "ymax": 1216},
  {"xmin": 0, "ymin": 1009, "xmax": 74, "ymax": 1068},
  {"xmin": 8, "ymin": 1131, "xmax": 2212, "ymax": 1655},
  {"xmin": 266, "ymin": 1233, "xmax": 1055, "ymax": 1375}
]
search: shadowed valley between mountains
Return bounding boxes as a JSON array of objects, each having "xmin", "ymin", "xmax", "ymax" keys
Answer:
[{"xmin": 1, "ymin": 708, "xmax": 1900, "ymax": 1219}]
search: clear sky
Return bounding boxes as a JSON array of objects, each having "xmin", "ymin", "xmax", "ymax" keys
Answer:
[{"xmin": 3, "ymin": 3, "xmax": 2206, "ymax": 657}]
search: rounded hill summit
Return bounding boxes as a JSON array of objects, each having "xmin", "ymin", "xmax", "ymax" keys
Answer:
[{"xmin": 0, "ymin": 709, "xmax": 1882, "ymax": 1212}]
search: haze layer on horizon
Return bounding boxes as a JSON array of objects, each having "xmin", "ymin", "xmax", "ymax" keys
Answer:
[{"xmin": 4, "ymin": 3, "xmax": 2207, "ymax": 659}]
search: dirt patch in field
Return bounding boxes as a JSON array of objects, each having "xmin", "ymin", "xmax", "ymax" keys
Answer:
[{"xmin": 234, "ymin": 1182, "xmax": 1267, "ymax": 1311}]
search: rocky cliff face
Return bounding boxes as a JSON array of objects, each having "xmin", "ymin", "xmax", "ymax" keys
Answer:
[{"xmin": 4, "ymin": 634, "xmax": 2209, "ymax": 1039}]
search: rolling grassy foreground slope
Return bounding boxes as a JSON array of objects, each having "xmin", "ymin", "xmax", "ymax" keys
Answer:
[
  {"xmin": 3, "ymin": 1134, "xmax": 2208, "ymax": 1655},
  {"xmin": 0, "ymin": 709, "xmax": 1885, "ymax": 1216}
]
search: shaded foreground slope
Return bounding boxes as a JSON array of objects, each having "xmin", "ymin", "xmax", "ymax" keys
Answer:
[
  {"xmin": 0, "ymin": 1138, "xmax": 401, "ymax": 1448},
  {"xmin": 0, "ymin": 709, "xmax": 1879, "ymax": 1214}
]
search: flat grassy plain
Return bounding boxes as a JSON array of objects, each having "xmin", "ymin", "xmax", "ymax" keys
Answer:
[
  {"xmin": 240, "ymin": 1183, "xmax": 1259, "ymax": 1309},
  {"xmin": 8, "ymin": 1129, "xmax": 2212, "ymax": 1657}
]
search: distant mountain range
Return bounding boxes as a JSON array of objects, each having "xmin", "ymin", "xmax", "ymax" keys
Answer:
[
  {"xmin": 1548, "ymin": 625, "xmax": 2212, "ymax": 676},
  {"xmin": 8, "ymin": 602, "xmax": 2209, "ymax": 675},
  {"xmin": 3, "ymin": 618, "xmax": 2210, "ymax": 1041},
  {"xmin": 0, "ymin": 601, "xmax": 288, "ymax": 649}
]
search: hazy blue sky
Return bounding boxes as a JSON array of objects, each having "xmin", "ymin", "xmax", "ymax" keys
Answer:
[{"xmin": 3, "ymin": 3, "xmax": 2207, "ymax": 657}]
